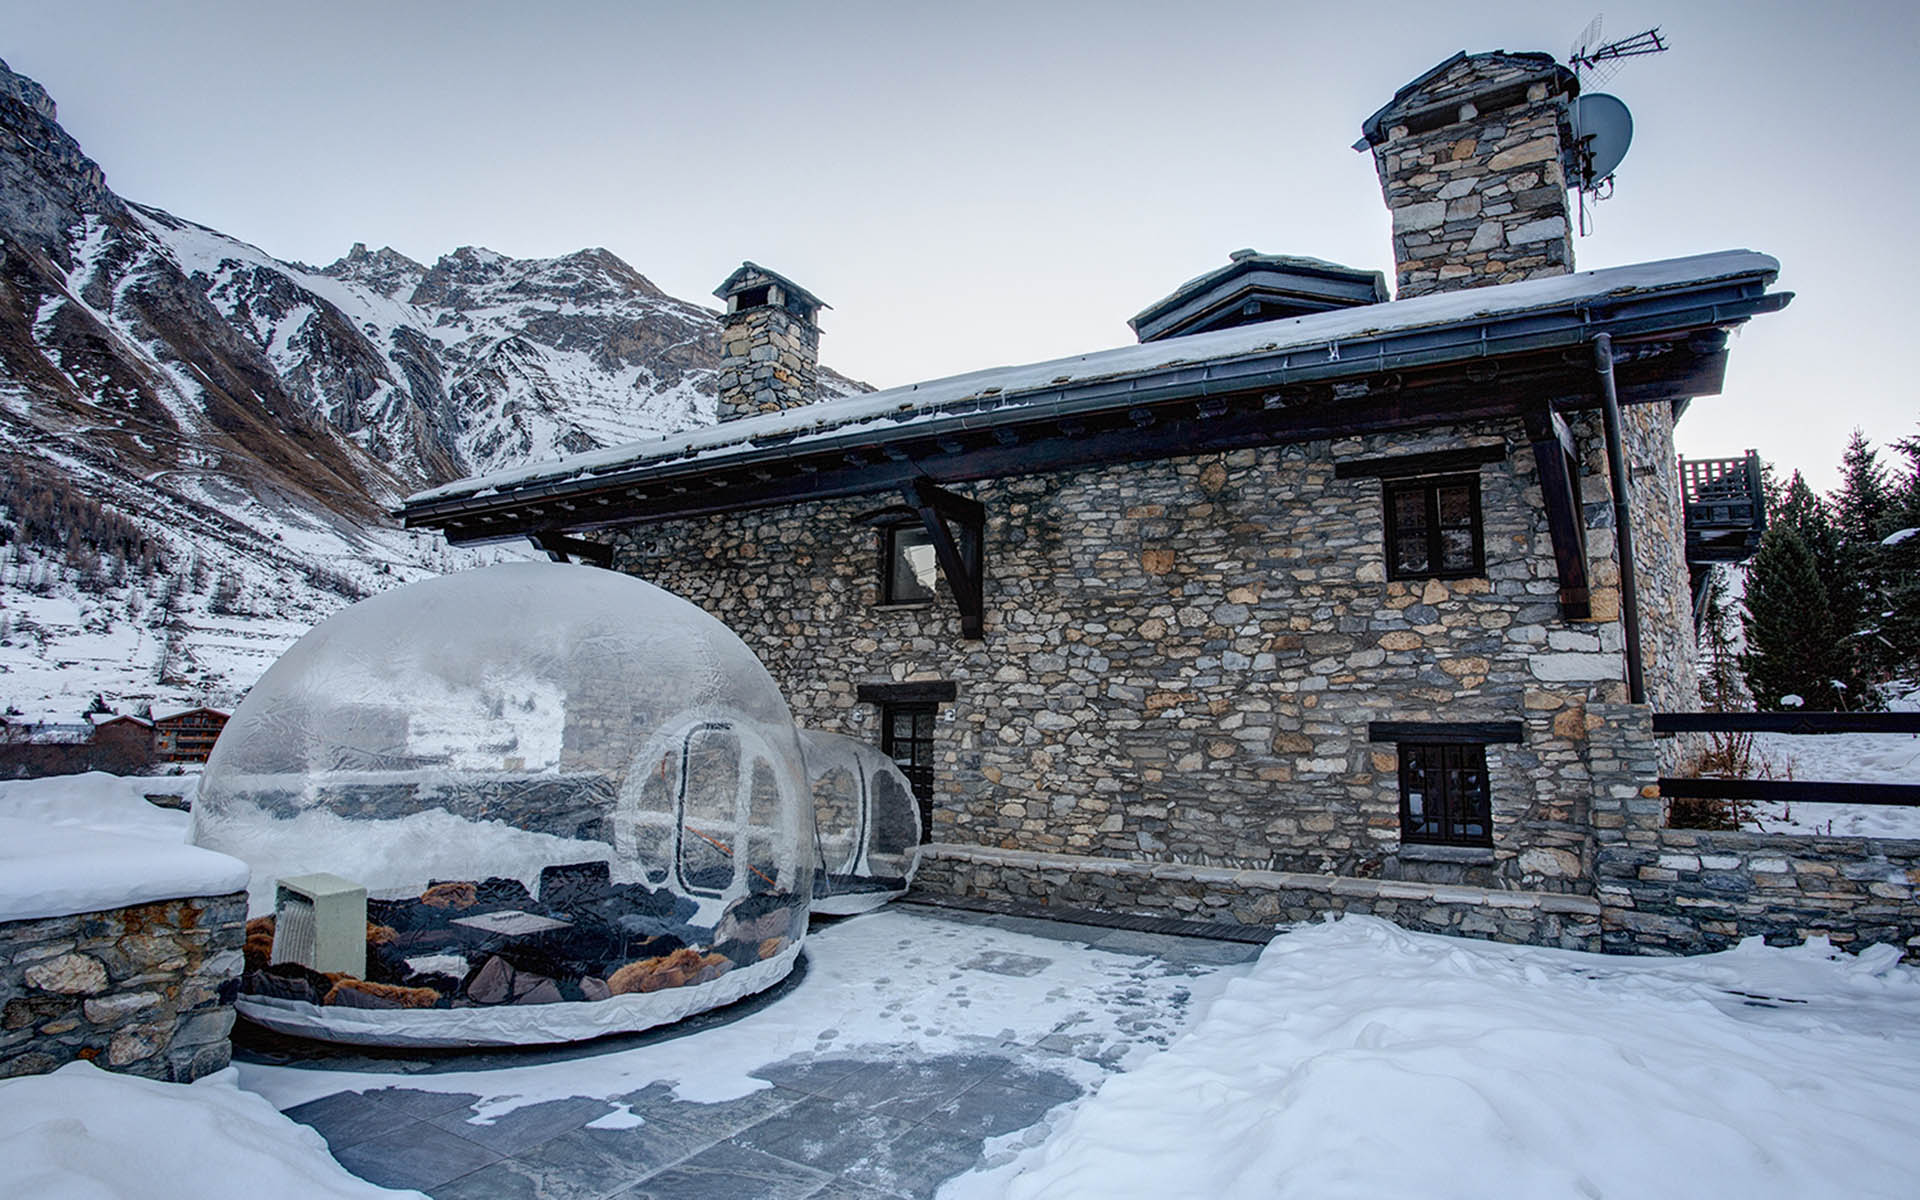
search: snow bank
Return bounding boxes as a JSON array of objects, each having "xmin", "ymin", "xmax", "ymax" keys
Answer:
[
  {"xmin": 953, "ymin": 916, "xmax": 1920, "ymax": 1200},
  {"xmin": 0, "ymin": 818, "xmax": 248, "ymax": 922},
  {"xmin": 1747, "ymin": 726, "xmax": 1920, "ymax": 839},
  {"xmin": 0, "ymin": 772, "xmax": 241, "ymax": 921},
  {"xmin": 0, "ymin": 1061, "xmax": 417, "ymax": 1198},
  {"xmin": 0, "ymin": 771, "xmax": 197, "ymax": 842}
]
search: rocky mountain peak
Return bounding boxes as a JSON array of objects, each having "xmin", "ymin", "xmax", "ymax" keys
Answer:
[{"xmin": 320, "ymin": 242, "xmax": 426, "ymax": 299}]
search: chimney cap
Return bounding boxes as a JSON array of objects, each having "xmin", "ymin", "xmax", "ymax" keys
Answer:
[
  {"xmin": 714, "ymin": 261, "xmax": 830, "ymax": 317},
  {"xmin": 1356, "ymin": 50, "xmax": 1575, "ymax": 149}
]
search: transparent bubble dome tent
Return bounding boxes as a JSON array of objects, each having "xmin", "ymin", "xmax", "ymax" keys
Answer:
[
  {"xmin": 801, "ymin": 730, "xmax": 922, "ymax": 915},
  {"xmin": 193, "ymin": 563, "xmax": 816, "ymax": 1047}
]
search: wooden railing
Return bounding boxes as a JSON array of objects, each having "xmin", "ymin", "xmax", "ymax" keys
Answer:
[{"xmin": 1654, "ymin": 711, "xmax": 1920, "ymax": 808}]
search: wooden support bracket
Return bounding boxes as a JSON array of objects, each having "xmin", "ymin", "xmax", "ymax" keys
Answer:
[
  {"xmin": 1524, "ymin": 409, "xmax": 1591, "ymax": 620},
  {"xmin": 528, "ymin": 531, "xmax": 613, "ymax": 568},
  {"xmin": 904, "ymin": 478, "xmax": 985, "ymax": 639}
]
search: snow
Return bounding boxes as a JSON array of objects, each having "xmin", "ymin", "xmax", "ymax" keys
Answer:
[
  {"xmin": 1881, "ymin": 527, "xmax": 1915, "ymax": 547},
  {"xmin": 198, "ymin": 798, "xmax": 619, "ymax": 917},
  {"xmin": 947, "ymin": 915, "xmax": 1920, "ymax": 1200},
  {"xmin": 0, "ymin": 772, "xmax": 244, "ymax": 919},
  {"xmin": 0, "ymin": 771, "xmax": 196, "ymax": 841},
  {"xmin": 0, "ymin": 818, "xmax": 247, "ymax": 922},
  {"xmin": 1743, "ymin": 726, "xmax": 1920, "ymax": 839},
  {"xmin": 409, "ymin": 249, "xmax": 1780, "ymax": 507},
  {"xmin": 0, "ymin": 1061, "xmax": 417, "ymax": 1199},
  {"xmin": 239, "ymin": 906, "xmax": 1236, "ymax": 1113}
]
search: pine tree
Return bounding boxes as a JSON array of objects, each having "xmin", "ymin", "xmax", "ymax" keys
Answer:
[
  {"xmin": 1740, "ymin": 525, "xmax": 1863, "ymax": 709},
  {"xmin": 1877, "ymin": 429, "xmax": 1920, "ymax": 681}
]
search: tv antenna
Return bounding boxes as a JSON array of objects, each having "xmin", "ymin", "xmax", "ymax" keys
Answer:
[
  {"xmin": 1563, "ymin": 17, "xmax": 1670, "ymax": 233},
  {"xmin": 1567, "ymin": 17, "xmax": 1668, "ymax": 88}
]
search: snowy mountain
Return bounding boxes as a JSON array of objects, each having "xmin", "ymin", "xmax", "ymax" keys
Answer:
[{"xmin": 0, "ymin": 56, "xmax": 865, "ymax": 721}]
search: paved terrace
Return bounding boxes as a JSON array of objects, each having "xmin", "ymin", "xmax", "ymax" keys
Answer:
[{"xmin": 248, "ymin": 904, "xmax": 1266, "ymax": 1199}]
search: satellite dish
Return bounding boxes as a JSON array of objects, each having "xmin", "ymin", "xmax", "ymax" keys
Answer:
[{"xmin": 1569, "ymin": 93, "xmax": 1633, "ymax": 188}]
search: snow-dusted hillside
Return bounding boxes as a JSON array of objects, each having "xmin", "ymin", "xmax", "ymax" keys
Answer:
[{"xmin": 0, "ymin": 55, "xmax": 866, "ymax": 721}]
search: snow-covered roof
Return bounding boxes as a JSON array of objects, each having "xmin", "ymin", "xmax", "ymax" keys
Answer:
[
  {"xmin": 152, "ymin": 705, "xmax": 228, "ymax": 723},
  {"xmin": 407, "ymin": 250, "xmax": 1780, "ymax": 513}
]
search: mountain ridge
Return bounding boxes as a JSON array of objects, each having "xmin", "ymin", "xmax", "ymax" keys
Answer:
[{"xmin": 0, "ymin": 54, "xmax": 866, "ymax": 722}]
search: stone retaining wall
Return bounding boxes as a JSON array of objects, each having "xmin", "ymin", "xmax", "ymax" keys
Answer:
[
  {"xmin": 0, "ymin": 890, "xmax": 246, "ymax": 1081},
  {"xmin": 1597, "ymin": 829, "xmax": 1920, "ymax": 957},
  {"xmin": 914, "ymin": 844, "xmax": 1603, "ymax": 951}
]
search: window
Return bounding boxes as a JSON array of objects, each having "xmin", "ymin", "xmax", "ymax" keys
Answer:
[
  {"xmin": 731, "ymin": 284, "xmax": 771, "ymax": 311},
  {"xmin": 879, "ymin": 702, "xmax": 937, "ymax": 840},
  {"xmin": 882, "ymin": 524, "xmax": 939, "ymax": 604},
  {"xmin": 1397, "ymin": 742, "xmax": 1492, "ymax": 847},
  {"xmin": 1384, "ymin": 474, "xmax": 1483, "ymax": 580}
]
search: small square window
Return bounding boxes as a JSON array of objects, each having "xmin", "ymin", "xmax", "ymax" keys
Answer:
[
  {"xmin": 883, "ymin": 525, "xmax": 939, "ymax": 604},
  {"xmin": 1383, "ymin": 474, "xmax": 1483, "ymax": 580},
  {"xmin": 1397, "ymin": 742, "xmax": 1493, "ymax": 847}
]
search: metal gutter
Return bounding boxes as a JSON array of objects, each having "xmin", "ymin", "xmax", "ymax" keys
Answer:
[{"xmin": 1594, "ymin": 333, "xmax": 1647, "ymax": 705}]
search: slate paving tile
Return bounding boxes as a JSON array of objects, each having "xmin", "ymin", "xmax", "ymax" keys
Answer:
[
  {"xmin": 958, "ymin": 950, "xmax": 1055, "ymax": 977},
  {"xmin": 730, "ymin": 1095, "xmax": 919, "ymax": 1175},
  {"xmin": 991, "ymin": 1057, "xmax": 1090, "ymax": 1101},
  {"xmin": 283, "ymin": 1089, "xmax": 409, "ymax": 1152},
  {"xmin": 427, "ymin": 1121, "xmax": 716, "ymax": 1200},
  {"xmin": 611, "ymin": 1142, "xmax": 831, "ymax": 1200},
  {"xmin": 621, "ymin": 1080, "xmax": 807, "ymax": 1139},
  {"xmin": 333, "ymin": 1122, "xmax": 505, "ymax": 1192},
  {"xmin": 429, "ymin": 1095, "xmax": 616, "ymax": 1156},
  {"xmin": 917, "ymin": 1078, "xmax": 1073, "ymax": 1141},
  {"xmin": 816, "ymin": 1055, "xmax": 1007, "ymax": 1121},
  {"xmin": 1090, "ymin": 928, "xmax": 1266, "ymax": 965},
  {"xmin": 837, "ymin": 1124, "xmax": 983, "ymax": 1199},
  {"xmin": 800, "ymin": 1181, "xmax": 900, "ymax": 1200},
  {"xmin": 749, "ymin": 1055, "xmax": 871, "ymax": 1096},
  {"xmin": 367, "ymin": 1087, "xmax": 485, "ymax": 1120}
]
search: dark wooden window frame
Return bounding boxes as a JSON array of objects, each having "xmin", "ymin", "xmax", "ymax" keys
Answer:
[
  {"xmin": 1382, "ymin": 472, "xmax": 1485, "ymax": 581},
  {"xmin": 853, "ymin": 485, "xmax": 986, "ymax": 638},
  {"xmin": 879, "ymin": 521, "xmax": 938, "ymax": 605},
  {"xmin": 1395, "ymin": 741, "xmax": 1494, "ymax": 848}
]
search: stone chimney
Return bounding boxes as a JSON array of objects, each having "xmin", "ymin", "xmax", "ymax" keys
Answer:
[
  {"xmin": 1357, "ymin": 51, "xmax": 1580, "ymax": 298},
  {"xmin": 713, "ymin": 263, "xmax": 827, "ymax": 421}
]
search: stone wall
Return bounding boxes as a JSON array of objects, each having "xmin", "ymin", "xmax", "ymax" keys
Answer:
[
  {"xmin": 1588, "ymin": 706, "xmax": 1920, "ymax": 958},
  {"xmin": 614, "ymin": 415, "xmax": 1647, "ymax": 923},
  {"xmin": 1366, "ymin": 55, "xmax": 1577, "ymax": 298},
  {"xmin": 914, "ymin": 844, "xmax": 1602, "ymax": 950},
  {"xmin": 1, "ymin": 890, "xmax": 246, "ymax": 1081}
]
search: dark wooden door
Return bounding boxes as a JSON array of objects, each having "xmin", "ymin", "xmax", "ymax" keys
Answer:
[{"xmin": 880, "ymin": 702, "xmax": 937, "ymax": 840}]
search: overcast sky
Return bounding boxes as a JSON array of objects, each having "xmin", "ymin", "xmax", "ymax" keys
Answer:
[{"xmin": 4, "ymin": 0, "xmax": 1914, "ymax": 491}]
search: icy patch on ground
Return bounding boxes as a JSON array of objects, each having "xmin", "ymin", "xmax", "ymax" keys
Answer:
[
  {"xmin": 238, "ymin": 908, "xmax": 1241, "ymax": 1117},
  {"xmin": 948, "ymin": 915, "xmax": 1920, "ymax": 1200},
  {"xmin": 0, "ymin": 1062, "xmax": 417, "ymax": 1198}
]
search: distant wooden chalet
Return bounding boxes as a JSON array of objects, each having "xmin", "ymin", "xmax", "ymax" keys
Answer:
[
  {"xmin": 401, "ymin": 51, "xmax": 1803, "ymax": 953},
  {"xmin": 152, "ymin": 707, "xmax": 229, "ymax": 764}
]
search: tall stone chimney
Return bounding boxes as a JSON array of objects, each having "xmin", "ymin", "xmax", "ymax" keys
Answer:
[
  {"xmin": 713, "ymin": 263, "xmax": 827, "ymax": 421},
  {"xmin": 1357, "ymin": 52, "xmax": 1580, "ymax": 298}
]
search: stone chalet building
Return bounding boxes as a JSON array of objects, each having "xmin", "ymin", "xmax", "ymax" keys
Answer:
[{"xmin": 404, "ymin": 53, "xmax": 1920, "ymax": 956}]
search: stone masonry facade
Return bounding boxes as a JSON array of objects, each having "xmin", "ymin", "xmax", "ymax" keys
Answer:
[
  {"xmin": 1, "ymin": 890, "xmax": 246, "ymax": 1081},
  {"xmin": 1368, "ymin": 55, "xmax": 1578, "ymax": 299},
  {"xmin": 611, "ymin": 408, "xmax": 1712, "ymax": 948}
]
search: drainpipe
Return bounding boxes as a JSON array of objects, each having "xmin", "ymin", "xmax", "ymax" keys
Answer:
[{"xmin": 1593, "ymin": 333, "xmax": 1646, "ymax": 705}]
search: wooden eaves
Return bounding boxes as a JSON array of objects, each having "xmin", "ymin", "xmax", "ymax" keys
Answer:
[{"xmin": 399, "ymin": 264, "xmax": 1788, "ymax": 568}]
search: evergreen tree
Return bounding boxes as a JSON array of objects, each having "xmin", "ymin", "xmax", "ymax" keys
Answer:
[
  {"xmin": 1740, "ymin": 525, "xmax": 1865, "ymax": 709},
  {"xmin": 1877, "ymin": 430, "xmax": 1920, "ymax": 680}
]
